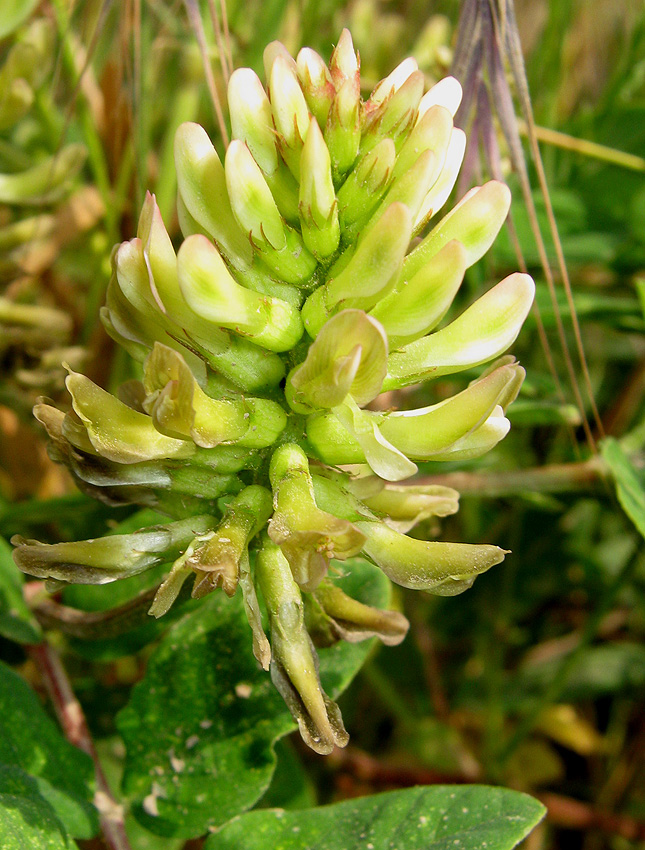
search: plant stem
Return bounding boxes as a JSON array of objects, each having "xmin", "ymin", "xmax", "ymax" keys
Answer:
[
  {"xmin": 27, "ymin": 641, "xmax": 133, "ymax": 850},
  {"xmin": 417, "ymin": 457, "xmax": 606, "ymax": 498}
]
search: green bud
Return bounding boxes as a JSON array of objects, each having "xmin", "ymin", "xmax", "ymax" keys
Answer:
[
  {"xmin": 269, "ymin": 55, "xmax": 310, "ymax": 179},
  {"xmin": 150, "ymin": 486, "xmax": 272, "ymax": 614},
  {"xmin": 378, "ymin": 362, "xmax": 525, "ymax": 459},
  {"xmin": 256, "ymin": 536, "xmax": 349, "ymax": 754},
  {"xmin": 268, "ymin": 444, "xmax": 365, "ymax": 591},
  {"xmin": 337, "ymin": 139, "xmax": 396, "ymax": 231},
  {"xmin": 297, "ymin": 47, "xmax": 335, "ymax": 128},
  {"xmin": 239, "ymin": 551, "xmax": 272, "ymax": 670},
  {"xmin": 286, "ymin": 309, "xmax": 387, "ymax": 413},
  {"xmin": 404, "ymin": 180, "xmax": 512, "ymax": 280},
  {"xmin": 263, "ymin": 40, "xmax": 297, "ymax": 81},
  {"xmin": 143, "ymin": 343, "xmax": 286, "ymax": 448},
  {"xmin": 298, "ymin": 117, "xmax": 340, "ymax": 259},
  {"xmin": 174, "ymin": 122, "xmax": 253, "ymax": 271},
  {"xmin": 65, "ymin": 368, "xmax": 195, "ymax": 464},
  {"xmin": 228, "ymin": 68, "xmax": 278, "ymax": 176},
  {"xmin": 177, "ymin": 234, "xmax": 303, "ymax": 351},
  {"xmin": 312, "ymin": 580, "xmax": 409, "ymax": 646},
  {"xmin": 353, "ymin": 481, "xmax": 460, "ymax": 532},
  {"xmin": 0, "ymin": 77, "xmax": 33, "ymax": 131},
  {"xmin": 369, "ymin": 239, "xmax": 467, "ymax": 346},
  {"xmin": 225, "ymin": 140, "xmax": 287, "ymax": 251},
  {"xmin": 412, "ymin": 127, "xmax": 466, "ymax": 231},
  {"xmin": 12, "ymin": 516, "xmax": 216, "ymax": 585},
  {"xmin": 325, "ymin": 77, "xmax": 362, "ymax": 180},
  {"xmin": 393, "ymin": 104, "xmax": 453, "ymax": 181},
  {"xmin": 302, "ymin": 202, "xmax": 412, "ymax": 336},
  {"xmin": 383, "ymin": 273, "xmax": 535, "ymax": 391},
  {"xmin": 357, "ymin": 520, "xmax": 507, "ymax": 595},
  {"xmin": 0, "ymin": 144, "xmax": 86, "ymax": 205}
]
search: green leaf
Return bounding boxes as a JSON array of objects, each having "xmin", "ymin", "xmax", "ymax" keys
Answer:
[
  {"xmin": 117, "ymin": 558, "xmax": 390, "ymax": 838},
  {"xmin": 601, "ymin": 437, "xmax": 645, "ymax": 538},
  {"xmin": 0, "ymin": 662, "xmax": 98, "ymax": 839},
  {"xmin": 203, "ymin": 785, "xmax": 546, "ymax": 850},
  {"xmin": 0, "ymin": 536, "xmax": 41, "ymax": 644},
  {"xmin": 0, "ymin": 765, "xmax": 75, "ymax": 850}
]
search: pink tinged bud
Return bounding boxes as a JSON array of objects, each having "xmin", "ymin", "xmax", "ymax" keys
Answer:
[
  {"xmin": 404, "ymin": 181, "xmax": 512, "ymax": 280},
  {"xmin": 228, "ymin": 68, "xmax": 279, "ymax": 176},
  {"xmin": 369, "ymin": 240, "xmax": 468, "ymax": 346},
  {"xmin": 417, "ymin": 76, "xmax": 463, "ymax": 120},
  {"xmin": 256, "ymin": 537, "xmax": 349, "ymax": 754},
  {"xmin": 176, "ymin": 234, "xmax": 303, "ymax": 352},
  {"xmin": 65, "ymin": 369, "xmax": 195, "ymax": 464},
  {"xmin": 325, "ymin": 77, "xmax": 362, "ymax": 179},
  {"xmin": 298, "ymin": 118, "xmax": 340, "ymax": 259},
  {"xmin": 174, "ymin": 123, "xmax": 253, "ymax": 271},
  {"xmin": 392, "ymin": 104, "xmax": 453, "ymax": 182},
  {"xmin": 286, "ymin": 309, "xmax": 388, "ymax": 413},
  {"xmin": 269, "ymin": 56, "xmax": 310, "ymax": 179},
  {"xmin": 297, "ymin": 47, "xmax": 335, "ymax": 127},
  {"xmin": 302, "ymin": 202, "xmax": 412, "ymax": 336},
  {"xmin": 360, "ymin": 71, "xmax": 425, "ymax": 156},
  {"xmin": 329, "ymin": 29, "xmax": 359, "ymax": 90},
  {"xmin": 383, "ymin": 274, "xmax": 534, "ymax": 390},
  {"xmin": 378, "ymin": 363, "xmax": 525, "ymax": 459},
  {"xmin": 413, "ymin": 127, "xmax": 466, "ymax": 230},
  {"xmin": 367, "ymin": 57, "xmax": 419, "ymax": 108},
  {"xmin": 357, "ymin": 520, "xmax": 508, "ymax": 596}
]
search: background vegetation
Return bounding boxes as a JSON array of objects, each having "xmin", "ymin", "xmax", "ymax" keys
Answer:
[{"xmin": 0, "ymin": 1, "xmax": 644, "ymax": 848}]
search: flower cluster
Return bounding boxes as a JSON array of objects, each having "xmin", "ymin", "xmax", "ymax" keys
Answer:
[{"xmin": 13, "ymin": 31, "xmax": 534, "ymax": 753}]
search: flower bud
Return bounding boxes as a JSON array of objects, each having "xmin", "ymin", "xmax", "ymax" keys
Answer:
[
  {"xmin": 357, "ymin": 520, "xmax": 507, "ymax": 595},
  {"xmin": 269, "ymin": 55, "xmax": 310, "ymax": 179},
  {"xmin": 427, "ymin": 405, "xmax": 511, "ymax": 462},
  {"xmin": 393, "ymin": 104, "xmax": 453, "ymax": 181},
  {"xmin": 297, "ymin": 47, "xmax": 335, "ymax": 127},
  {"xmin": 143, "ymin": 343, "xmax": 286, "ymax": 448},
  {"xmin": 268, "ymin": 444, "xmax": 365, "ymax": 591},
  {"xmin": 65, "ymin": 368, "xmax": 195, "ymax": 464},
  {"xmin": 286, "ymin": 309, "xmax": 387, "ymax": 413},
  {"xmin": 337, "ymin": 139, "xmax": 396, "ymax": 231},
  {"xmin": 312, "ymin": 579, "xmax": 409, "ymax": 646},
  {"xmin": 177, "ymin": 234, "xmax": 303, "ymax": 351},
  {"xmin": 174, "ymin": 123, "xmax": 253, "ymax": 271},
  {"xmin": 256, "ymin": 537, "xmax": 349, "ymax": 754},
  {"xmin": 355, "ymin": 482, "xmax": 460, "ymax": 532},
  {"xmin": 367, "ymin": 58, "xmax": 419, "ymax": 108},
  {"xmin": 360, "ymin": 71, "xmax": 425, "ymax": 156},
  {"xmin": 329, "ymin": 29, "xmax": 359, "ymax": 90},
  {"xmin": 298, "ymin": 117, "xmax": 340, "ymax": 259},
  {"xmin": 12, "ymin": 516, "xmax": 216, "ymax": 585},
  {"xmin": 228, "ymin": 68, "xmax": 278, "ymax": 176},
  {"xmin": 378, "ymin": 362, "xmax": 525, "ymax": 458},
  {"xmin": 325, "ymin": 77, "xmax": 362, "ymax": 180},
  {"xmin": 302, "ymin": 203, "xmax": 412, "ymax": 335},
  {"xmin": 383, "ymin": 273, "xmax": 535, "ymax": 390},
  {"xmin": 150, "ymin": 486, "xmax": 272, "ymax": 615},
  {"xmin": 369, "ymin": 239, "xmax": 467, "ymax": 345},
  {"xmin": 417, "ymin": 75, "xmax": 463, "ymax": 119},
  {"xmin": 412, "ymin": 127, "xmax": 466, "ymax": 230},
  {"xmin": 404, "ymin": 180, "xmax": 512, "ymax": 279}
]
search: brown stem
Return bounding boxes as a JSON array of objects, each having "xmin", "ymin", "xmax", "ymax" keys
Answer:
[
  {"xmin": 27, "ymin": 642, "xmax": 132, "ymax": 850},
  {"xmin": 538, "ymin": 792, "xmax": 645, "ymax": 841},
  {"xmin": 416, "ymin": 458, "xmax": 606, "ymax": 499}
]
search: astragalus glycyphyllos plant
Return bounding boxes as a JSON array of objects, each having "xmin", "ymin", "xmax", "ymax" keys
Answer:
[{"xmin": 13, "ymin": 30, "xmax": 534, "ymax": 754}]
